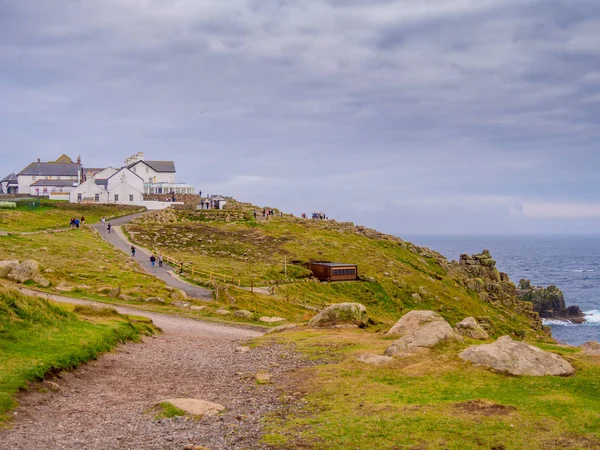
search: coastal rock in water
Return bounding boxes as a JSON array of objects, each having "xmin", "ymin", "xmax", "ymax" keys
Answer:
[
  {"xmin": 459, "ymin": 335, "xmax": 574, "ymax": 376},
  {"xmin": 384, "ymin": 310, "xmax": 460, "ymax": 357},
  {"xmin": 455, "ymin": 317, "xmax": 489, "ymax": 340},
  {"xmin": 516, "ymin": 280, "xmax": 585, "ymax": 323},
  {"xmin": 308, "ymin": 303, "xmax": 368, "ymax": 328}
]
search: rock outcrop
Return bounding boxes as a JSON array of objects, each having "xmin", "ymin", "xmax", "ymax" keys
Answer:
[
  {"xmin": 516, "ymin": 280, "xmax": 585, "ymax": 323},
  {"xmin": 0, "ymin": 259, "xmax": 49, "ymax": 287},
  {"xmin": 308, "ymin": 303, "xmax": 368, "ymax": 328},
  {"xmin": 580, "ymin": 341, "xmax": 600, "ymax": 356},
  {"xmin": 454, "ymin": 317, "xmax": 489, "ymax": 340},
  {"xmin": 384, "ymin": 310, "xmax": 460, "ymax": 357},
  {"xmin": 459, "ymin": 335, "xmax": 574, "ymax": 376}
]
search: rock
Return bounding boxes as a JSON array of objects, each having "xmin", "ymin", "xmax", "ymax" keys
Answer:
[
  {"xmin": 455, "ymin": 317, "xmax": 489, "ymax": 340},
  {"xmin": 235, "ymin": 346, "xmax": 251, "ymax": 353},
  {"xmin": 190, "ymin": 305, "xmax": 206, "ymax": 311},
  {"xmin": 43, "ymin": 267, "xmax": 56, "ymax": 274},
  {"xmin": 459, "ymin": 335, "xmax": 574, "ymax": 376},
  {"xmin": 517, "ymin": 281, "xmax": 584, "ymax": 323},
  {"xmin": 384, "ymin": 310, "xmax": 460, "ymax": 357},
  {"xmin": 0, "ymin": 260, "xmax": 19, "ymax": 278},
  {"xmin": 6, "ymin": 259, "xmax": 40, "ymax": 283},
  {"xmin": 33, "ymin": 276, "xmax": 50, "ymax": 287},
  {"xmin": 216, "ymin": 309, "xmax": 230, "ymax": 315},
  {"xmin": 118, "ymin": 294, "xmax": 137, "ymax": 301},
  {"xmin": 255, "ymin": 371, "xmax": 271, "ymax": 384},
  {"xmin": 159, "ymin": 398, "xmax": 224, "ymax": 416},
  {"xmin": 266, "ymin": 324, "xmax": 299, "ymax": 334},
  {"xmin": 107, "ymin": 287, "xmax": 121, "ymax": 298},
  {"xmin": 55, "ymin": 281, "xmax": 74, "ymax": 292},
  {"xmin": 259, "ymin": 316, "xmax": 286, "ymax": 323},
  {"xmin": 580, "ymin": 341, "xmax": 600, "ymax": 356},
  {"xmin": 308, "ymin": 303, "xmax": 368, "ymax": 328},
  {"xmin": 145, "ymin": 296, "xmax": 165, "ymax": 304},
  {"xmin": 234, "ymin": 310, "xmax": 254, "ymax": 319},
  {"xmin": 411, "ymin": 293, "xmax": 422, "ymax": 302},
  {"xmin": 356, "ymin": 353, "xmax": 394, "ymax": 365}
]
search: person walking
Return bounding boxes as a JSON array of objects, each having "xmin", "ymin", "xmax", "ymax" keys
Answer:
[
  {"xmin": 158, "ymin": 254, "xmax": 163, "ymax": 268},
  {"xmin": 101, "ymin": 216, "xmax": 106, "ymax": 228},
  {"xmin": 150, "ymin": 254, "xmax": 156, "ymax": 267},
  {"xmin": 131, "ymin": 245, "xmax": 136, "ymax": 258},
  {"xmin": 107, "ymin": 222, "xmax": 112, "ymax": 234},
  {"xmin": 81, "ymin": 215, "xmax": 85, "ymax": 226}
]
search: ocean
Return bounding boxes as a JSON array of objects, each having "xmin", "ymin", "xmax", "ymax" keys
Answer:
[{"xmin": 405, "ymin": 235, "xmax": 600, "ymax": 346}]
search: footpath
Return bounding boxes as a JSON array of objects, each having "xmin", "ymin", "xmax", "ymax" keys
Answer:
[{"xmin": 93, "ymin": 213, "xmax": 213, "ymax": 301}]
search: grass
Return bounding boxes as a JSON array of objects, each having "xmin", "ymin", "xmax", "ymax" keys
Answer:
[
  {"xmin": 0, "ymin": 287, "xmax": 157, "ymax": 424},
  {"xmin": 0, "ymin": 200, "xmax": 142, "ymax": 232},
  {"xmin": 126, "ymin": 210, "xmax": 546, "ymax": 339},
  {"xmin": 154, "ymin": 402, "xmax": 188, "ymax": 420},
  {"xmin": 259, "ymin": 329, "xmax": 600, "ymax": 449}
]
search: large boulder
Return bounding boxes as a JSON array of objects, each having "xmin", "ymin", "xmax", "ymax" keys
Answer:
[
  {"xmin": 0, "ymin": 260, "xmax": 19, "ymax": 278},
  {"xmin": 459, "ymin": 336, "xmax": 574, "ymax": 376},
  {"xmin": 455, "ymin": 317, "xmax": 489, "ymax": 340},
  {"xmin": 308, "ymin": 303, "xmax": 368, "ymax": 328},
  {"xmin": 6, "ymin": 259, "xmax": 40, "ymax": 283},
  {"xmin": 384, "ymin": 310, "xmax": 460, "ymax": 357},
  {"xmin": 580, "ymin": 341, "xmax": 600, "ymax": 356}
]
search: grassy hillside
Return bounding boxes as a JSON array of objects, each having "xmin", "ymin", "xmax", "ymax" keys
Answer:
[
  {"xmin": 0, "ymin": 287, "xmax": 155, "ymax": 424},
  {"xmin": 126, "ymin": 208, "xmax": 545, "ymax": 338},
  {"xmin": 259, "ymin": 329, "xmax": 600, "ymax": 449},
  {"xmin": 0, "ymin": 200, "xmax": 142, "ymax": 232}
]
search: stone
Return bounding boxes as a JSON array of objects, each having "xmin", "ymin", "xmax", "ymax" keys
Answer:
[
  {"xmin": 255, "ymin": 371, "xmax": 272, "ymax": 384},
  {"xmin": 517, "ymin": 281, "xmax": 584, "ymax": 323},
  {"xmin": 234, "ymin": 310, "xmax": 254, "ymax": 319},
  {"xmin": 145, "ymin": 296, "xmax": 165, "ymax": 304},
  {"xmin": 459, "ymin": 335, "xmax": 575, "ymax": 376},
  {"xmin": 235, "ymin": 346, "xmax": 251, "ymax": 353},
  {"xmin": 55, "ymin": 281, "xmax": 74, "ymax": 292},
  {"xmin": 455, "ymin": 317, "xmax": 489, "ymax": 340},
  {"xmin": 259, "ymin": 316, "xmax": 286, "ymax": 323},
  {"xmin": 160, "ymin": 398, "xmax": 224, "ymax": 416},
  {"xmin": 0, "ymin": 260, "xmax": 19, "ymax": 278},
  {"xmin": 216, "ymin": 309, "xmax": 230, "ymax": 315},
  {"xmin": 33, "ymin": 276, "xmax": 50, "ymax": 287},
  {"xmin": 308, "ymin": 303, "xmax": 368, "ymax": 328},
  {"xmin": 190, "ymin": 305, "xmax": 206, "ymax": 311},
  {"xmin": 356, "ymin": 353, "xmax": 394, "ymax": 365},
  {"xmin": 6, "ymin": 259, "xmax": 40, "ymax": 283},
  {"xmin": 580, "ymin": 341, "xmax": 600, "ymax": 356},
  {"xmin": 384, "ymin": 310, "xmax": 460, "ymax": 357},
  {"xmin": 266, "ymin": 324, "xmax": 299, "ymax": 334},
  {"xmin": 107, "ymin": 287, "xmax": 121, "ymax": 298}
]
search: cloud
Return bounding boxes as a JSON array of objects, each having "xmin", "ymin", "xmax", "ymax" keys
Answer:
[
  {"xmin": 523, "ymin": 202, "xmax": 600, "ymax": 219},
  {"xmin": 1, "ymin": 0, "xmax": 599, "ymax": 234}
]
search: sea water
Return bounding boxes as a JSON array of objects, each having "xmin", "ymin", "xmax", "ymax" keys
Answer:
[{"xmin": 405, "ymin": 235, "xmax": 600, "ymax": 346}]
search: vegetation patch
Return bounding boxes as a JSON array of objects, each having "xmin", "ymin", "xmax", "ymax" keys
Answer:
[{"xmin": 153, "ymin": 402, "xmax": 188, "ymax": 420}]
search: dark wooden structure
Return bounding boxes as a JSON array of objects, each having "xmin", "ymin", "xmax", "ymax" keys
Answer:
[{"xmin": 309, "ymin": 262, "xmax": 358, "ymax": 282}]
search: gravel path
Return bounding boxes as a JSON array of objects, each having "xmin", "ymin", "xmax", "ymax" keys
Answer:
[{"xmin": 2, "ymin": 292, "xmax": 310, "ymax": 449}]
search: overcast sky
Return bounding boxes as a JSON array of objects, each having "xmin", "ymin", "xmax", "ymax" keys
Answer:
[{"xmin": 1, "ymin": 0, "xmax": 599, "ymax": 235}]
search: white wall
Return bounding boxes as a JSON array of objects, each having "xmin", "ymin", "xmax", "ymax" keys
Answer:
[
  {"xmin": 130, "ymin": 162, "xmax": 175, "ymax": 184},
  {"xmin": 115, "ymin": 201, "xmax": 183, "ymax": 210},
  {"xmin": 30, "ymin": 184, "xmax": 76, "ymax": 196},
  {"xmin": 108, "ymin": 182, "xmax": 144, "ymax": 203},
  {"xmin": 69, "ymin": 179, "xmax": 108, "ymax": 203},
  {"xmin": 107, "ymin": 168, "xmax": 144, "ymax": 193}
]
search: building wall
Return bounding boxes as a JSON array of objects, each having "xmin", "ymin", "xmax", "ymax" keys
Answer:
[
  {"xmin": 108, "ymin": 182, "xmax": 144, "ymax": 203},
  {"xmin": 30, "ymin": 184, "xmax": 76, "ymax": 196},
  {"xmin": 19, "ymin": 175, "xmax": 78, "ymax": 195},
  {"xmin": 69, "ymin": 179, "xmax": 108, "ymax": 203},
  {"xmin": 130, "ymin": 162, "xmax": 175, "ymax": 184},
  {"xmin": 107, "ymin": 168, "xmax": 144, "ymax": 193}
]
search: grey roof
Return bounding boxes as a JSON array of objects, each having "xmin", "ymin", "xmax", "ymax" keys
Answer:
[
  {"xmin": 2, "ymin": 173, "xmax": 17, "ymax": 183},
  {"xmin": 31, "ymin": 179, "xmax": 76, "ymax": 187},
  {"xmin": 106, "ymin": 167, "xmax": 145, "ymax": 183},
  {"xmin": 19, "ymin": 162, "xmax": 80, "ymax": 177},
  {"xmin": 310, "ymin": 262, "xmax": 357, "ymax": 267},
  {"xmin": 128, "ymin": 160, "xmax": 175, "ymax": 173},
  {"xmin": 95, "ymin": 179, "xmax": 108, "ymax": 186}
]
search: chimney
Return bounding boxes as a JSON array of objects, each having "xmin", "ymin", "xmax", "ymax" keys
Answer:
[
  {"xmin": 77, "ymin": 155, "xmax": 81, "ymax": 165},
  {"xmin": 37, "ymin": 158, "xmax": 41, "ymax": 163}
]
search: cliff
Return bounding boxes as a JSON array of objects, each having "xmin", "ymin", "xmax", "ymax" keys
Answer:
[{"xmin": 516, "ymin": 279, "xmax": 585, "ymax": 323}]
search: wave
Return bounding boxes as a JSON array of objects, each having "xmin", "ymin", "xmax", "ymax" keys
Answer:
[
  {"xmin": 584, "ymin": 310, "xmax": 600, "ymax": 324},
  {"xmin": 542, "ymin": 310, "xmax": 600, "ymax": 327},
  {"xmin": 542, "ymin": 318, "xmax": 577, "ymax": 327},
  {"xmin": 571, "ymin": 269, "xmax": 595, "ymax": 273}
]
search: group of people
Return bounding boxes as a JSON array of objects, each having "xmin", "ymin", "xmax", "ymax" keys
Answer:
[
  {"xmin": 301, "ymin": 212, "xmax": 328, "ymax": 220},
  {"xmin": 101, "ymin": 217, "xmax": 112, "ymax": 233},
  {"xmin": 69, "ymin": 216, "xmax": 85, "ymax": 228},
  {"xmin": 130, "ymin": 245, "xmax": 163, "ymax": 268}
]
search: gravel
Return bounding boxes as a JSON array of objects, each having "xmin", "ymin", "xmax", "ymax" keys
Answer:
[{"xmin": 2, "ymin": 294, "xmax": 313, "ymax": 449}]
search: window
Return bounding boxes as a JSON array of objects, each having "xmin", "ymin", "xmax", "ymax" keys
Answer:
[
  {"xmin": 332, "ymin": 268, "xmax": 356, "ymax": 276},
  {"xmin": 129, "ymin": 194, "xmax": 134, "ymax": 201},
  {"xmin": 94, "ymin": 194, "xmax": 100, "ymax": 202},
  {"xmin": 114, "ymin": 194, "xmax": 119, "ymax": 201}
]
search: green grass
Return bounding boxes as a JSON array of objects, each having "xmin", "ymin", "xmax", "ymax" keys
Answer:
[
  {"xmin": 260, "ymin": 329, "xmax": 600, "ymax": 449},
  {"xmin": 0, "ymin": 287, "xmax": 157, "ymax": 424},
  {"xmin": 154, "ymin": 402, "xmax": 188, "ymax": 419},
  {"xmin": 0, "ymin": 200, "xmax": 142, "ymax": 232},
  {"xmin": 126, "ymin": 211, "xmax": 545, "ymax": 339}
]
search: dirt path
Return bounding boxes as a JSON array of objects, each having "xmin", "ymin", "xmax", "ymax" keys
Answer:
[{"xmin": 1, "ymin": 293, "xmax": 309, "ymax": 449}]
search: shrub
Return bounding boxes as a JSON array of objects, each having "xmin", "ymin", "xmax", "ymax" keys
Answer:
[{"xmin": 0, "ymin": 202, "xmax": 16, "ymax": 209}]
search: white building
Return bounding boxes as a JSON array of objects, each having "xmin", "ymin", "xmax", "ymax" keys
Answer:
[
  {"xmin": 124, "ymin": 152, "xmax": 195, "ymax": 194},
  {"xmin": 1, "ymin": 173, "xmax": 18, "ymax": 194},
  {"xmin": 69, "ymin": 167, "xmax": 144, "ymax": 204},
  {"xmin": 17, "ymin": 154, "xmax": 81, "ymax": 196}
]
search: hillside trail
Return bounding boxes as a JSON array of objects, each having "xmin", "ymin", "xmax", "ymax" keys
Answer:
[
  {"xmin": 93, "ymin": 212, "xmax": 213, "ymax": 301},
  {"xmin": 1, "ymin": 290, "xmax": 309, "ymax": 449}
]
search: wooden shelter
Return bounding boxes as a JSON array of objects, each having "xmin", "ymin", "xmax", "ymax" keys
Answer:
[{"xmin": 309, "ymin": 262, "xmax": 358, "ymax": 282}]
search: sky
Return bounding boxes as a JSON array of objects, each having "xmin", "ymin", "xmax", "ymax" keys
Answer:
[{"xmin": 1, "ymin": 0, "xmax": 599, "ymax": 235}]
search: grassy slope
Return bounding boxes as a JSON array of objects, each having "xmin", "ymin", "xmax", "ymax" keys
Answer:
[
  {"xmin": 0, "ymin": 201, "xmax": 142, "ymax": 232},
  {"xmin": 127, "ymin": 211, "xmax": 543, "ymax": 338},
  {"xmin": 260, "ymin": 329, "xmax": 600, "ymax": 450},
  {"xmin": 0, "ymin": 287, "xmax": 155, "ymax": 424}
]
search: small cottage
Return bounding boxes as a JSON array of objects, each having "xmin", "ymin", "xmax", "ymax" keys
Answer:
[{"xmin": 309, "ymin": 262, "xmax": 358, "ymax": 282}]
